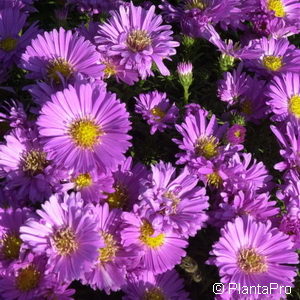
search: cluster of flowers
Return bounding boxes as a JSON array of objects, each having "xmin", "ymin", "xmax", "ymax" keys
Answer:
[{"xmin": 0, "ymin": 0, "xmax": 300, "ymax": 299}]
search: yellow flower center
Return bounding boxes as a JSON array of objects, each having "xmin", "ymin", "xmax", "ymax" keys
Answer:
[
  {"xmin": 1, "ymin": 233, "xmax": 22, "ymax": 260},
  {"xmin": 47, "ymin": 58, "xmax": 74, "ymax": 83},
  {"xmin": 140, "ymin": 221, "xmax": 165, "ymax": 248},
  {"xmin": 185, "ymin": 0, "xmax": 207, "ymax": 10},
  {"xmin": 238, "ymin": 248, "xmax": 267, "ymax": 273},
  {"xmin": 267, "ymin": 0, "xmax": 286, "ymax": 17},
  {"xmin": 69, "ymin": 118, "xmax": 102, "ymax": 149},
  {"xmin": 103, "ymin": 61, "xmax": 117, "ymax": 78},
  {"xmin": 240, "ymin": 100, "xmax": 253, "ymax": 115},
  {"xmin": 53, "ymin": 228, "xmax": 78, "ymax": 256},
  {"xmin": 143, "ymin": 287, "xmax": 166, "ymax": 300},
  {"xmin": 0, "ymin": 37, "xmax": 18, "ymax": 52},
  {"xmin": 206, "ymin": 172, "xmax": 222, "ymax": 188},
  {"xmin": 289, "ymin": 95, "xmax": 300, "ymax": 118},
  {"xmin": 127, "ymin": 30, "xmax": 152, "ymax": 52},
  {"xmin": 106, "ymin": 184, "xmax": 128, "ymax": 209},
  {"xmin": 234, "ymin": 130, "xmax": 241, "ymax": 138},
  {"xmin": 15, "ymin": 265, "xmax": 40, "ymax": 292},
  {"xmin": 262, "ymin": 55, "xmax": 283, "ymax": 71},
  {"xmin": 150, "ymin": 106, "xmax": 166, "ymax": 120},
  {"xmin": 22, "ymin": 150, "xmax": 48, "ymax": 176},
  {"xmin": 98, "ymin": 232, "xmax": 118, "ymax": 263},
  {"xmin": 73, "ymin": 173, "xmax": 92, "ymax": 189},
  {"xmin": 195, "ymin": 136, "xmax": 219, "ymax": 159}
]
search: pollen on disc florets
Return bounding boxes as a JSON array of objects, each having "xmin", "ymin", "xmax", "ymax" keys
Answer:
[
  {"xmin": 15, "ymin": 265, "xmax": 41, "ymax": 292},
  {"xmin": 288, "ymin": 95, "xmax": 300, "ymax": 118},
  {"xmin": 140, "ymin": 220, "xmax": 165, "ymax": 248},
  {"xmin": 195, "ymin": 136, "xmax": 219, "ymax": 159},
  {"xmin": 262, "ymin": 55, "xmax": 283, "ymax": 71},
  {"xmin": 98, "ymin": 232, "xmax": 118, "ymax": 263},
  {"xmin": 127, "ymin": 29, "xmax": 152, "ymax": 52},
  {"xmin": 106, "ymin": 183, "xmax": 128, "ymax": 209},
  {"xmin": 1, "ymin": 233, "xmax": 22, "ymax": 260},
  {"xmin": 238, "ymin": 248, "xmax": 268, "ymax": 273},
  {"xmin": 150, "ymin": 106, "xmax": 166, "ymax": 120},
  {"xmin": 0, "ymin": 37, "xmax": 18, "ymax": 52},
  {"xmin": 47, "ymin": 57, "xmax": 74, "ymax": 83},
  {"xmin": 185, "ymin": 0, "xmax": 207, "ymax": 10},
  {"xmin": 143, "ymin": 287, "xmax": 166, "ymax": 300},
  {"xmin": 73, "ymin": 173, "xmax": 92, "ymax": 189},
  {"xmin": 69, "ymin": 118, "xmax": 103, "ymax": 149},
  {"xmin": 21, "ymin": 150, "xmax": 48, "ymax": 176},
  {"xmin": 53, "ymin": 227, "xmax": 78, "ymax": 256},
  {"xmin": 267, "ymin": 0, "xmax": 286, "ymax": 17}
]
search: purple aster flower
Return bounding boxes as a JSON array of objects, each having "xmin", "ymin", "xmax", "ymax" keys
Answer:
[
  {"xmin": 135, "ymin": 91, "xmax": 179, "ymax": 135},
  {"xmin": 139, "ymin": 161, "xmax": 209, "ymax": 238},
  {"xmin": 0, "ymin": 253, "xmax": 50, "ymax": 300},
  {"xmin": 271, "ymin": 120, "xmax": 300, "ymax": 171},
  {"xmin": 82, "ymin": 203, "xmax": 136, "ymax": 294},
  {"xmin": 160, "ymin": 0, "xmax": 240, "ymax": 37},
  {"xmin": 104, "ymin": 157, "xmax": 148, "ymax": 210},
  {"xmin": 123, "ymin": 270, "xmax": 189, "ymax": 300},
  {"xmin": 96, "ymin": 2, "xmax": 179, "ymax": 79},
  {"xmin": 261, "ymin": 0, "xmax": 300, "ymax": 24},
  {"xmin": 279, "ymin": 205, "xmax": 300, "ymax": 250},
  {"xmin": 218, "ymin": 64, "xmax": 251, "ymax": 106},
  {"xmin": 226, "ymin": 124, "xmax": 246, "ymax": 145},
  {"xmin": 20, "ymin": 193, "xmax": 103, "ymax": 281},
  {"xmin": 121, "ymin": 208, "xmax": 188, "ymax": 275},
  {"xmin": 99, "ymin": 52, "xmax": 139, "ymax": 86},
  {"xmin": 245, "ymin": 37, "xmax": 300, "ymax": 77},
  {"xmin": 173, "ymin": 109, "xmax": 241, "ymax": 172},
  {"xmin": 0, "ymin": 127, "xmax": 64, "ymax": 203},
  {"xmin": 0, "ymin": 207, "xmax": 35, "ymax": 271},
  {"xmin": 37, "ymin": 83, "xmax": 132, "ymax": 173},
  {"xmin": 210, "ymin": 189, "xmax": 279, "ymax": 227},
  {"xmin": 0, "ymin": 8, "xmax": 39, "ymax": 68},
  {"xmin": 0, "ymin": 100, "xmax": 27, "ymax": 128},
  {"xmin": 21, "ymin": 27, "xmax": 104, "ymax": 86},
  {"xmin": 209, "ymin": 215, "xmax": 298, "ymax": 299},
  {"xmin": 62, "ymin": 170, "xmax": 114, "ymax": 204},
  {"xmin": 267, "ymin": 72, "xmax": 300, "ymax": 121}
]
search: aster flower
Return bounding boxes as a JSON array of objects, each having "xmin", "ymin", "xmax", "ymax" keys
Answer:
[
  {"xmin": 210, "ymin": 189, "xmax": 279, "ymax": 227},
  {"xmin": 62, "ymin": 170, "xmax": 114, "ymax": 204},
  {"xmin": 0, "ymin": 207, "xmax": 34, "ymax": 271},
  {"xmin": 96, "ymin": 2, "xmax": 179, "ymax": 79},
  {"xmin": 104, "ymin": 157, "xmax": 148, "ymax": 210},
  {"xmin": 37, "ymin": 83, "xmax": 132, "ymax": 173},
  {"xmin": 225, "ymin": 124, "xmax": 246, "ymax": 145},
  {"xmin": 0, "ymin": 8, "xmax": 39, "ymax": 68},
  {"xmin": 173, "ymin": 109, "xmax": 241, "ymax": 172},
  {"xmin": 0, "ymin": 253, "xmax": 50, "ymax": 300},
  {"xmin": 160, "ymin": 0, "xmax": 240, "ymax": 37},
  {"xmin": 0, "ymin": 100, "xmax": 27, "ymax": 128},
  {"xmin": 245, "ymin": 37, "xmax": 300, "ymax": 76},
  {"xmin": 271, "ymin": 120, "xmax": 300, "ymax": 171},
  {"xmin": 0, "ymin": 127, "xmax": 63, "ymax": 203},
  {"xmin": 0, "ymin": 0, "xmax": 36, "ymax": 12},
  {"xmin": 177, "ymin": 62, "xmax": 193, "ymax": 103},
  {"xmin": 135, "ymin": 91, "xmax": 179, "ymax": 135},
  {"xmin": 83, "ymin": 203, "xmax": 136, "ymax": 293},
  {"xmin": 139, "ymin": 161, "xmax": 209, "ymax": 237},
  {"xmin": 123, "ymin": 270, "xmax": 189, "ymax": 300},
  {"xmin": 261, "ymin": 0, "xmax": 300, "ymax": 24},
  {"xmin": 21, "ymin": 27, "xmax": 104, "ymax": 85},
  {"xmin": 209, "ymin": 215, "xmax": 298, "ymax": 299},
  {"xmin": 267, "ymin": 72, "xmax": 300, "ymax": 121},
  {"xmin": 20, "ymin": 193, "xmax": 103, "ymax": 281},
  {"xmin": 121, "ymin": 208, "xmax": 188, "ymax": 275},
  {"xmin": 67, "ymin": 0, "xmax": 124, "ymax": 14},
  {"xmin": 99, "ymin": 52, "xmax": 139, "ymax": 86},
  {"xmin": 217, "ymin": 64, "xmax": 251, "ymax": 106}
]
